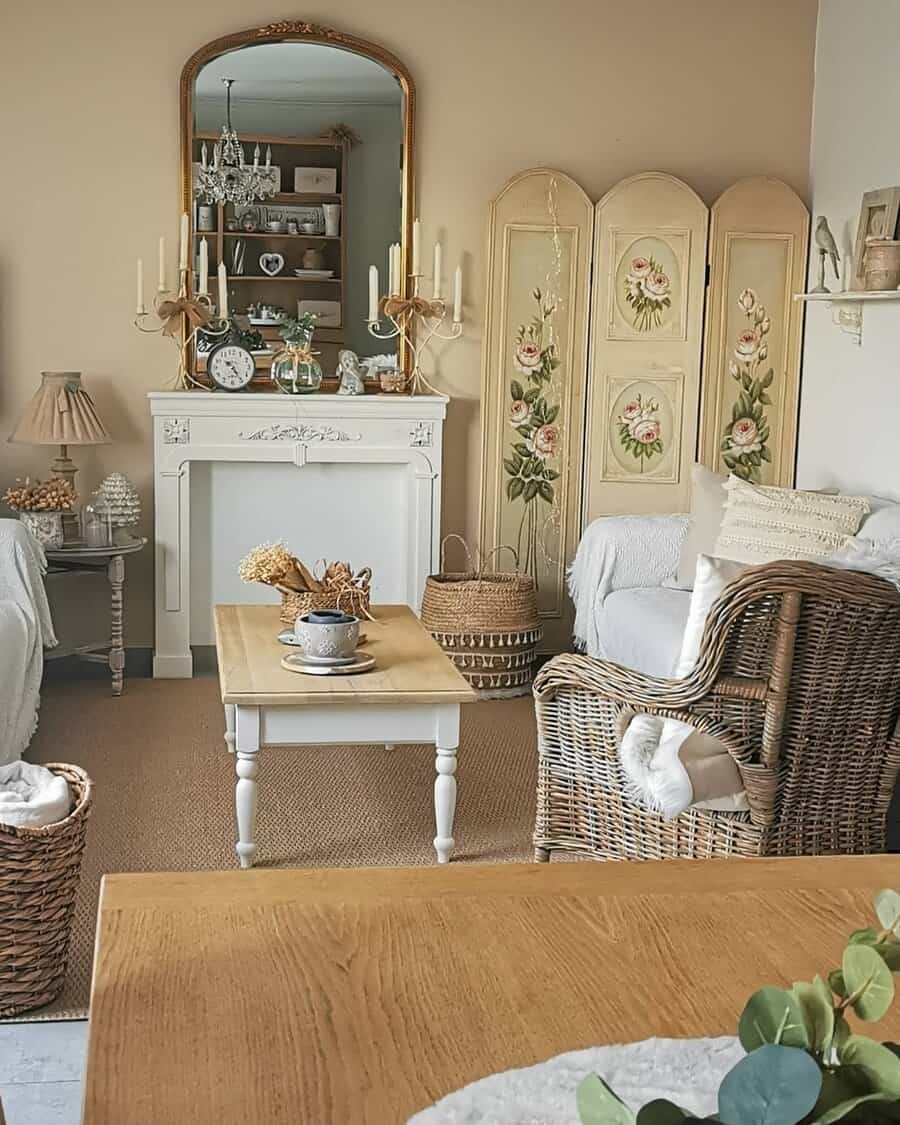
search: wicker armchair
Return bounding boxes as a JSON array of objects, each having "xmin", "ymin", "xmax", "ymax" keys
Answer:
[{"xmin": 533, "ymin": 561, "xmax": 900, "ymax": 862}]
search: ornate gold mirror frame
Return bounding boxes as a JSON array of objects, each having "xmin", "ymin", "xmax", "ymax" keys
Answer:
[{"xmin": 179, "ymin": 19, "xmax": 416, "ymax": 382}]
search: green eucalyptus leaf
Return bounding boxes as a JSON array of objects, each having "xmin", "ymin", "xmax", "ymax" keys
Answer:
[
  {"xmin": 875, "ymin": 890, "xmax": 900, "ymax": 932},
  {"xmin": 850, "ymin": 928, "xmax": 882, "ymax": 946},
  {"xmin": 794, "ymin": 977, "xmax": 835, "ymax": 1053},
  {"xmin": 843, "ymin": 944, "xmax": 895, "ymax": 1020},
  {"xmin": 829, "ymin": 969, "xmax": 848, "ymax": 999},
  {"xmin": 739, "ymin": 987, "xmax": 810, "ymax": 1051},
  {"xmin": 636, "ymin": 1100, "xmax": 692, "ymax": 1125},
  {"xmin": 718, "ymin": 1044, "xmax": 822, "ymax": 1125},
  {"xmin": 839, "ymin": 1035, "xmax": 900, "ymax": 1097},
  {"xmin": 832, "ymin": 1015, "xmax": 851, "ymax": 1053},
  {"xmin": 811, "ymin": 1092, "xmax": 891, "ymax": 1124},
  {"xmin": 576, "ymin": 1073, "xmax": 636, "ymax": 1125}
]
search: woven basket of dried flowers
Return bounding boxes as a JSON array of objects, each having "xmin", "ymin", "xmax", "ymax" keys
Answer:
[
  {"xmin": 238, "ymin": 542, "xmax": 373, "ymax": 626},
  {"xmin": 421, "ymin": 537, "xmax": 542, "ymax": 697},
  {"xmin": 0, "ymin": 763, "xmax": 92, "ymax": 1018}
]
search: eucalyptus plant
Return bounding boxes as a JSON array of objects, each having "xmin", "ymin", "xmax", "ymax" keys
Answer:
[
  {"xmin": 278, "ymin": 312, "xmax": 318, "ymax": 346},
  {"xmin": 577, "ymin": 889, "xmax": 900, "ymax": 1125}
]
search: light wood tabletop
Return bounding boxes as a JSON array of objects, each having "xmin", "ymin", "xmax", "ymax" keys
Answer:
[
  {"xmin": 82, "ymin": 855, "xmax": 900, "ymax": 1124},
  {"xmin": 214, "ymin": 603, "xmax": 477, "ymax": 706}
]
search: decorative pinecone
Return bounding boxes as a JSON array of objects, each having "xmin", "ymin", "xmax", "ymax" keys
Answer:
[{"xmin": 96, "ymin": 472, "xmax": 141, "ymax": 528}]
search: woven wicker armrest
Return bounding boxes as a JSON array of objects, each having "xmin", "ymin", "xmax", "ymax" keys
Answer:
[{"xmin": 534, "ymin": 653, "xmax": 709, "ymax": 711}]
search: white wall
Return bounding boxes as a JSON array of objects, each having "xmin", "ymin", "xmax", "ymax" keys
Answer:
[{"xmin": 796, "ymin": 0, "xmax": 900, "ymax": 501}]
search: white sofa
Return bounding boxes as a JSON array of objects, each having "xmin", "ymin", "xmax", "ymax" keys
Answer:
[
  {"xmin": 0, "ymin": 519, "xmax": 56, "ymax": 765},
  {"xmin": 569, "ymin": 496, "xmax": 900, "ymax": 677}
]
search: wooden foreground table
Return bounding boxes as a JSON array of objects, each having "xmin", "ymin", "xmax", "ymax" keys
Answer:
[{"xmin": 82, "ymin": 856, "xmax": 900, "ymax": 1124}]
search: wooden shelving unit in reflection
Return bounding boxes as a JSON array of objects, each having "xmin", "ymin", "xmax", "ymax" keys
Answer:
[{"xmin": 191, "ymin": 132, "xmax": 348, "ymax": 387}]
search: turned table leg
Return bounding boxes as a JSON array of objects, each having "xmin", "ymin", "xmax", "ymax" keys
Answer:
[
  {"xmin": 433, "ymin": 705, "xmax": 461, "ymax": 864},
  {"xmin": 107, "ymin": 554, "xmax": 126, "ymax": 696},
  {"xmin": 235, "ymin": 706, "xmax": 260, "ymax": 869}
]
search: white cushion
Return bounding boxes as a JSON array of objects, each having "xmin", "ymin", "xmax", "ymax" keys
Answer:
[
  {"xmin": 596, "ymin": 586, "xmax": 691, "ymax": 677},
  {"xmin": 858, "ymin": 499, "xmax": 900, "ymax": 543},
  {"xmin": 714, "ymin": 476, "xmax": 869, "ymax": 565},
  {"xmin": 671, "ymin": 464, "xmax": 728, "ymax": 590}
]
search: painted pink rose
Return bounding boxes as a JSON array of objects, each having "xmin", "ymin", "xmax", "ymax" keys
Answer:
[
  {"xmin": 514, "ymin": 341, "xmax": 542, "ymax": 374},
  {"xmin": 509, "ymin": 399, "xmax": 532, "ymax": 425},
  {"xmin": 730, "ymin": 417, "xmax": 761, "ymax": 451},
  {"xmin": 643, "ymin": 271, "xmax": 670, "ymax": 300},
  {"xmin": 530, "ymin": 423, "xmax": 560, "ymax": 459},
  {"xmin": 621, "ymin": 400, "xmax": 642, "ymax": 422},
  {"xmin": 630, "ymin": 256, "xmax": 653, "ymax": 278},
  {"xmin": 631, "ymin": 418, "xmax": 661, "ymax": 444},
  {"xmin": 735, "ymin": 328, "xmax": 761, "ymax": 361}
]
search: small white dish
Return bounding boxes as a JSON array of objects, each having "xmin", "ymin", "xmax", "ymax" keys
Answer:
[
  {"xmin": 293, "ymin": 269, "xmax": 334, "ymax": 279},
  {"xmin": 281, "ymin": 652, "xmax": 375, "ymax": 676}
]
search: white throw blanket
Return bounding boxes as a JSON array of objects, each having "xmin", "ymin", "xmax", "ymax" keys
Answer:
[
  {"xmin": 568, "ymin": 514, "xmax": 687, "ymax": 653},
  {"xmin": 0, "ymin": 520, "xmax": 57, "ymax": 766},
  {"xmin": 0, "ymin": 761, "xmax": 71, "ymax": 828}
]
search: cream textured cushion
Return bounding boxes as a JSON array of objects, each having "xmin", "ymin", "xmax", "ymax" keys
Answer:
[
  {"xmin": 618, "ymin": 554, "xmax": 749, "ymax": 817},
  {"xmin": 714, "ymin": 476, "xmax": 869, "ymax": 565},
  {"xmin": 670, "ymin": 464, "xmax": 727, "ymax": 590}
]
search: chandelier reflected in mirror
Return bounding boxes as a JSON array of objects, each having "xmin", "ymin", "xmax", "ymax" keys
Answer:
[{"xmin": 195, "ymin": 78, "xmax": 278, "ymax": 207}]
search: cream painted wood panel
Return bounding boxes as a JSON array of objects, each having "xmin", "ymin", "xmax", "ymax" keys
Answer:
[
  {"xmin": 699, "ymin": 177, "xmax": 809, "ymax": 487},
  {"xmin": 215, "ymin": 604, "xmax": 476, "ymax": 705},
  {"xmin": 478, "ymin": 168, "xmax": 593, "ymax": 652},
  {"xmin": 583, "ymin": 173, "xmax": 709, "ymax": 523}
]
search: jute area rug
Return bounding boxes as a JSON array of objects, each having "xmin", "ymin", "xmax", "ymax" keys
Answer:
[{"xmin": 16, "ymin": 674, "xmax": 541, "ymax": 1021}]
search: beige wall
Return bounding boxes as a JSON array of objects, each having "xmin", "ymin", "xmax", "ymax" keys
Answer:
[{"xmin": 0, "ymin": 0, "xmax": 817, "ymax": 646}]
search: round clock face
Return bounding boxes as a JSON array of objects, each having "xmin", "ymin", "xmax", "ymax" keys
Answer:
[{"xmin": 208, "ymin": 343, "xmax": 255, "ymax": 391}]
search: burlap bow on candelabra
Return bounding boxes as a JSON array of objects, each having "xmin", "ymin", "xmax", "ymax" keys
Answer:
[
  {"xmin": 156, "ymin": 296, "xmax": 213, "ymax": 337},
  {"xmin": 382, "ymin": 295, "xmax": 444, "ymax": 321}
]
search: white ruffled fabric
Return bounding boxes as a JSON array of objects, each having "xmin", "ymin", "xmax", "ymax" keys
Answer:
[
  {"xmin": 0, "ymin": 761, "xmax": 71, "ymax": 828},
  {"xmin": 568, "ymin": 514, "xmax": 687, "ymax": 654},
  {"xmin": 0, "ymin": 519, "xmax": 57, "ymax": 766}
]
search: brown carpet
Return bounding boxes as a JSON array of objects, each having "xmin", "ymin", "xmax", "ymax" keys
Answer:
[{"xmin": 15, "ymin": 674, "xmax": 540, "ymax": 1020}]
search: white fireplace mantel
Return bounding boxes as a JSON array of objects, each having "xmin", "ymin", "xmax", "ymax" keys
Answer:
[{"xmin": 149, "ymin": 391, "xmax": 447, "ymax": 677}]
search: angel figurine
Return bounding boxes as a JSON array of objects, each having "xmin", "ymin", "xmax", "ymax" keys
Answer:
[{"xmin": 336, "ymin": 349, "xmax": 366, "ymax": 395}]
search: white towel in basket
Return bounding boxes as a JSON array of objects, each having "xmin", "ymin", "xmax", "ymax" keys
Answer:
[{"xmin": 0, "ymin": 761, "xmax": 71, "ymax": 829}]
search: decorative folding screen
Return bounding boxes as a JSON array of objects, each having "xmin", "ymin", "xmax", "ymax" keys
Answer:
[
  {"xmin": 478, "ymin": 168, "xmax": 593, "ymax": 651},
  {"xmin": 699, "ymin": 177, "xmax": 809, "ymax": 486},
  {"xmin": 582, "ymin": 173, "xmax": 709, "ymax": 523}
]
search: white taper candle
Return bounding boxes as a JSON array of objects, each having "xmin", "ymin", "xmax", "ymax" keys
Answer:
[
  {"xmin": 368, "ymin": 264, "xmax": 379, "ymax": 323},
  {"xmin": 433, "ymin": 242, "xmax": 442, "ymax": 300},
  {"xmin": 412, "ymin": 219, "xmax": 421, "ymax": 275},
  {"xmin": 199, "ymin": 238, "xmax": 209, "ymax": 296},
  {"xmin": 157, "ymin": 235, "xmax": 166, "ymax": 292},
  {"xmin": 218, "ymin": 260, "xmax": 228, "ymax": 320},
  {"xmin": 453, "ymin": 265, "xmax": 463, "ymax": 323},
  {"xmin": 179, "ymin": 212, "xmax": 189, "ymax": 272}
]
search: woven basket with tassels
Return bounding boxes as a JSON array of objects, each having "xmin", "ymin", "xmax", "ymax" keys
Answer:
[
  {"xmin": 420, "ymin": 537, "xmax": 542, "ymax": 697},
  {"xmin": 0, "ymin": 763, "xmax": 92, "ymax": 1018}
]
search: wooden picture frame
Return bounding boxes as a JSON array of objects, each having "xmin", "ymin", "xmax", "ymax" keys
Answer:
[{"xmin": 850, "ymin": 187, "xmax": 900, "ymax": 290}]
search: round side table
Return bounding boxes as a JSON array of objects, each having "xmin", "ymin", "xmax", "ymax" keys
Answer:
[{"xmin": 44, "ymin": 538, "xmax": 146, "ymax": 696}]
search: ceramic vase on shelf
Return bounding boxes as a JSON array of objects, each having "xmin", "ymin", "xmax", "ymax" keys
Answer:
[
  {"xmin": 323, "ymin": 204, "xmax": 341, "ymax": 237},
  {"xmin": 271, "ymin": 315, "xmax": 323, "ymax": 395}
]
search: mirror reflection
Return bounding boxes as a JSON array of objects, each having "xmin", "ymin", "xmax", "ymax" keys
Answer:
[{"xmin": 190, "ymin": 41, "xmax": 405, "ymax": 384}]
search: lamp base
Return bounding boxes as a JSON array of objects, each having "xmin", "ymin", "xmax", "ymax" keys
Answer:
[{"xmin": 50, "ymin": 445, "xmax": 82, "ymax": 545}]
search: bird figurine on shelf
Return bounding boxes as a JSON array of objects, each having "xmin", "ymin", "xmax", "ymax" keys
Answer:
[{"xmin": 812, "ymin": 215, "xmax": 841, "ymax": 294}]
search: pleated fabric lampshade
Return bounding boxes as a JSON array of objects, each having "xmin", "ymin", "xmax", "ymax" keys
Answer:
[{"xmin": 8, "ymin": 372, "xmax": 111, "ymax": 543}]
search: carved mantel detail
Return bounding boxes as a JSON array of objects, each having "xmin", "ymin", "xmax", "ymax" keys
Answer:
[
  {"xmin": 409, "ymin": 422, "xmax": 434, "ymax": 448},
  {"xmin": 239, "ymin": 424, "xmax": 362, "ymax": 443},
  {"xmin": 163, "ymin": 418, "xmax": 191, "ymax": 444}
]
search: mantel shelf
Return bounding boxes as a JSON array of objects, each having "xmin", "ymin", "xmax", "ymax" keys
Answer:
[{"xmin": 792, "ymin": 288, "xmax": 900, "ymax": 345}]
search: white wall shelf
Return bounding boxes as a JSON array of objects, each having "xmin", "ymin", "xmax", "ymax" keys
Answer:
[{"xmin": 793, "ymin": 289, "xmax": 900, "ymax": 345}]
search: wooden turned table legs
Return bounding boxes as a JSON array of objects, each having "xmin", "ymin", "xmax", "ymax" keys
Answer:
[
  {"xmin": 433, "ymin": 705, "xmax": 460, "ymax": 864},
  {"xmin": 234, "ymin": 706, "xmax": 260, "ymax": 869},
  {"xmin": 107, "ymin": 554, "xmax": 126, "ymax": 697}
]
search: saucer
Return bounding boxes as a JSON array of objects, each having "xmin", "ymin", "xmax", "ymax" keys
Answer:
[
  {"xmin": 281, "ymin": 652, "xmax": 375, "ymax": 676},
  {"xmin": 301, "ymin": 650, "xmax": 359, "ymax": 666}
]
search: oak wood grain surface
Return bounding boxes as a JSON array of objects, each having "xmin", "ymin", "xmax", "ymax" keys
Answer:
[
  {"xmin": 82, "ymin": 856, "xmax": 900, "ymax": 1124},
  {"xmin": 214, "ymin": 604, "xmax": 477, "ymax": 706}
]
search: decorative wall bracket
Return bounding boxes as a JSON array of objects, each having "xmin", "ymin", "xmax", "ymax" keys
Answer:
[{"xmin": 794, "ymin": 290, "xmax": 900, "ymax": 347}]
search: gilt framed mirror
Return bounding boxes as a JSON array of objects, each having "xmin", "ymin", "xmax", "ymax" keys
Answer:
[{"xmin": 180, "ymin": 20, "xmax": 415, "ymax": 388}]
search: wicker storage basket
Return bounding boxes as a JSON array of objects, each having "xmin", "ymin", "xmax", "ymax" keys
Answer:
[
  {"xmin": 278, "ymin": 585, "xmax": 371, "ymax": 627},
  {"xmin": 421, "ymin": 539, "xmax": 542, "ymax": 697},
  {"xmin": 0, "ymin": 763, "xmax": 92, "ymax": 1018}
]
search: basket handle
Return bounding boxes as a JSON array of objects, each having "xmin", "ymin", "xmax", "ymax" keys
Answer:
[
  {"xmin": 480, "ymin": 545, "xmax": 520, "ymax": 576},
  {"xmin": 439, "ymin": 533, "xmax": 476, "ymax": 575}
]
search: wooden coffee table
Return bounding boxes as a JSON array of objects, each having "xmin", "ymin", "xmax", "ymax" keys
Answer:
[{"xmin": 214, "ymin": 604, "xmax": 477, "ymax": 868}]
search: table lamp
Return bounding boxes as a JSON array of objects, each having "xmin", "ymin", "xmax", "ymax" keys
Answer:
[{"xmin": 8, "ymin": 371, "xmax": 111, "ymax": 543}]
